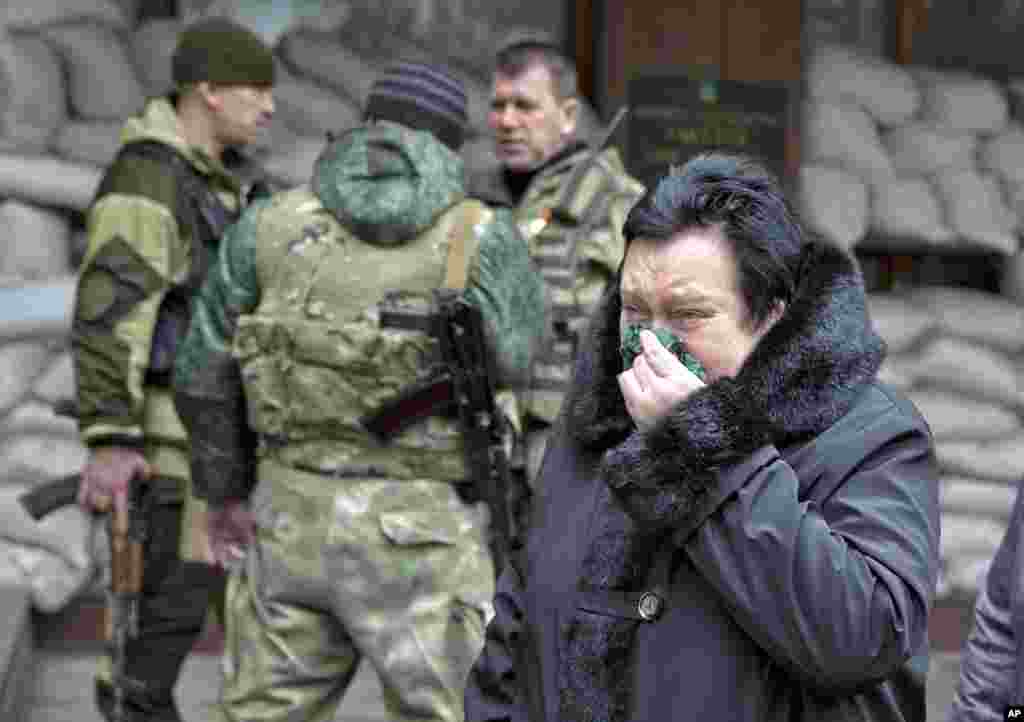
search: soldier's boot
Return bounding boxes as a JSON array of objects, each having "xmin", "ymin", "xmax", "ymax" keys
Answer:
[{"xmin": 96, "ymin": 678, "xmax": 182, "ymax": 722}]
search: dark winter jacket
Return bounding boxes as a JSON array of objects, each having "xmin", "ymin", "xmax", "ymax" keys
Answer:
[{"xmin": 465, "ymin": 240, "xmax": 941, "ymax": 722}]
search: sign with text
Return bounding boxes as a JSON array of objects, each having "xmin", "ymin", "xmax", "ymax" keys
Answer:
[{"xmin": 627, "ymin": 74, "xmax": 791, "ymax": 190}]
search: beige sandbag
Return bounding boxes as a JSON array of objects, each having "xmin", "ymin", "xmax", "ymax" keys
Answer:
[
  {"xmin": 41, "ymin": 22, "xmax": 145, "ymax": 121},
  {"xmin": 30, "ymin": 352, "xmax": 75, "ymax": 406},
  {"xmin": 914, "ymin": 336, "xmax": 1023, "ymax": 409},
  {"xmin": 933, "ymin": 169, "xmax": 1019, "ymax": 255},
  {"xmin": 979, "ymin": 123, "xmax": 1024, "ymax": 187},
  {"xmin": 941, "ymin": 476, "xmax": 1018, "ymax": 520},
  {"xmin": 0, "ymin": 153, "xmax": 102, "ymax": 211},
  {"xmin": 803, "ymin": 100, "xmax": 893, "ymax": 184},
  {"xmin": 937, "ymin": 433, "xmax": 1024, "ymax": 483},
  {"xmin": 129, "ymin": 18, "xmax": 183, "ymax": 98},
  {"xmin": 0, "ymin": 0, "xmax": 129, "ymax": 30},
  {"xmin": 0, "ymin": 31, "xmax": 66, "ymax": 151},
  {"xmin": 917, "ymin": 69, "xmax": 1008, "ymax": 133},
  {"xmin": 0, "ymin": 538, "xmax": 94, "ymax": 612},
  {"xmin": 909, "ymin": 285, "xmax": 1024, "ymax": 354},
  {"xmin": 278, "ymin": 29, "xmax": 375, "ymax": 107},
  {"xmin": 882, "ymin": 123, "xmax": 977, "ymax": 175},
  {"xmin": 53, "ymin": 120, "xmax": 122, "ymax": 168},
  {"xmin": 0, "ymin": 341, "xmax": 54, "ymax": 415},
  {"xmin": 805, "ymin": 44, "xmax": 920, "ymax": 127},
  {"xmin": 797, "ymin": 164, "xmax": 868, "ymax": 250},
  {"xmin": 262, "ymin": 135, "xmax": 326, "ymax": 187},
  {"xmin": 869, "ymin": 177, "xmax": 956, "ymax": 246},
  {"xmin": 0, "ymin": 200, "xmax": 71, "ymax": 279},
  {"xmin": 272, "ymin": 76, "xmax": 361, "ymax": 137},
  {"xmin": 906, "ymin": 389, "xmax": 1020, "ymax": 440},
  {"xmin": 865, "ymin": 292, "xmax": 938, "ymax": 353}
]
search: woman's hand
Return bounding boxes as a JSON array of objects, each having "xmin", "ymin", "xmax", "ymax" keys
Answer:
[{"xmin": 618, "ymin": 329, "xmax": 704, "ymax": 431}]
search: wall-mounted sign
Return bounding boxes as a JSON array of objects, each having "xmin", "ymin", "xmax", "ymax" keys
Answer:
[{"xmin": 627, "ymin": 74, "xmax": 791, "ymax": 190}]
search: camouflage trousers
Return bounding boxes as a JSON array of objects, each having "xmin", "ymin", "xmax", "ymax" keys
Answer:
[{"xmin": 215, "ymin": 457, "xmax": 496, "ymax": 722}]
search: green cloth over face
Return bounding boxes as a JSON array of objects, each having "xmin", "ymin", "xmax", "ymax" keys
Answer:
[{"xmin": 620, "ymin": 325, "xmax": 707, "ymax": 381}]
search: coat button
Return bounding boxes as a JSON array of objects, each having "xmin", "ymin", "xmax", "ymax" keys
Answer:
[{"xmin": 637, "ymin": 591, "xmax": 663, "ymax": 621}]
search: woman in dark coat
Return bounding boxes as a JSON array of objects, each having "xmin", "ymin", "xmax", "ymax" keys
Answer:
[{"xmin": 465, "ymin": 153, "xmax": 941, "ymax": 722}]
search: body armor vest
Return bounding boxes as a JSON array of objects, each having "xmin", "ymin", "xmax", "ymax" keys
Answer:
[{"xmin": 233, "ymin": 191, "xmax": 489, "ymax": 480}]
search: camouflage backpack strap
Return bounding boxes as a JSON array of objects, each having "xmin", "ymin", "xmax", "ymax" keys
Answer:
[{"xmin": 441, "ymin": 199, "xmax": 493, "ymax": 292}]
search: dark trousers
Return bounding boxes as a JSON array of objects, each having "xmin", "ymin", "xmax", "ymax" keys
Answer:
[{"xmin": 96, "ymin": 501, "xmax": 226, "ymax": 722}]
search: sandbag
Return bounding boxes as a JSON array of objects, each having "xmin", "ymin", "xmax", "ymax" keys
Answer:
[
  {"xmin": 0, "ymin": 434, "xmax": 89, "ymax": 482},
  {"xmin": 129, "ymin": 18, "xmax": 183, "ymax": 98},
  {"xmin": 803, "ymin": 100, "xmax": 893, "ymax": 183},
  {"xmin": 30, "ymin": 352, "xmax": 75, "ymax": 406},
  {"xmin": 272, "ymin": 75, "xmax": 361, "ymax": 137},
  {"xmin": 940, "ymin": 513, "xmax": 1007, "ymax": 559},
  {"xmin": 882, "ymin": 123, "xmax": 977, "ymax": 175},
  {"xmin": 0, "ymin": 276, "xmax": 77, "ymax": 343},
  {"xmin": 936, "ymin": 433, "xmax": 1024, "ymax": 483},
  {"xmin": 805, "ymin": 44, "xmax": 920, "ymax": 127},
  {"xmin": 941, "ymin": 476, "xmax": 1018, "ymax": 520},
  {"xmin": 0, "ymin": 484, "xmax": 91, "ymax": 570},
  {"xmin": 909, "ymin": 284, "xmax": 1024, "ymax": 354},
  {"xmin": 0, "ymin": 199, "xmax": 71, "ymax": 279},
  {"xmin": 797, "ymin": 164, "xmax": 868, "ymax": 250},
  {"xmin": 906, "ymin": 389, "xmax": 1020, "ymax": 440},
  {"xmin": 869, "ymin": 177, "xmax": 956, "ymax": 246},
  {"xmin": 262, "ymin": 135, "xmax": 325, "ymax": 187},
  {"xmin": 932, "ymin": 169, "xmax": 1019, "ymax": 255},
  {"xmin": 876, "ymin": 355, "xmax": 918, "ymax": 390},
  {"xmin": 0, "ymin": 31, "xmax": 66, "ymax": 151},
  {"xmin": 0, "ymin": 341, "xmax": 55, "ymax": 415},
  {"xmin": 944, "ymin": 555, "xmax": 996, "ymax": 596},
  {"xmin": 0, "ymin": 400, "xmax": 78, "ymax": 439},
  {"xmin": 277, "ymin": 29, "xmax": 376, "ymax": 107},
  {"xmin": 918, "ymin": 69, "xmax": 1009, "ymax": 134},
  {"xmin": 461, "ymin": 135, "xmax": 499, "ymax": 179},
  {"xmin": 914, "ymin": 336, "xmax": 1023, "ymax": 409},
  {"xmin": 53, "ymin": 119, "xmax": 122, "ymax": 168},
  {"xmin": 0, "ymin": 0, "xmax": 129, "ymax": 30},
  {"xmin": 979, "ymin": 123, "xmax": 1024, "ymax": 187},
  {"xmin": 865, "ymin": 292, "xmax": 938, "ymax": 353},
  {"xmin": 41, "ymin": 22, "xmax": 145, "ymax": 121},
  {"xmin": 0, "ymin": 538, "xmax": 94, "ymax": 612},
  {"xmin": 0, "ymin": 153, "xmax": 102, "ymax": 211}
]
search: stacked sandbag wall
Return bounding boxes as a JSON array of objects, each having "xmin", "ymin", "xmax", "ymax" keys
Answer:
[{"xmin": 0, "ymin": 1, "xmax": 568, "ymax": 612}]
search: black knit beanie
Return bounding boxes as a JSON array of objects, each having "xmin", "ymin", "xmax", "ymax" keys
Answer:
[
  {"xmin": 172, "ymin": 17, "xmax": 275, "ymax": 87},
  {"xmin": 364, "ymin": 62, "xmax": 468, "ymax": 151}
]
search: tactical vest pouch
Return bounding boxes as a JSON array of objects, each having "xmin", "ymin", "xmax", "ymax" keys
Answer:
[{"xmin": 146, "ymin": 288, "xmax": 191, "ymax": 385}]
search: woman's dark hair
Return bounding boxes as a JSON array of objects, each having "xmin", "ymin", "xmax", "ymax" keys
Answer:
[{"xmin": 622, "ymin": 152, "xmax": 805, "ymax": 327}]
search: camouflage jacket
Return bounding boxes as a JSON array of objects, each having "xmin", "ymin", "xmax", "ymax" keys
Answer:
[
  {"xmin": 71, "ymin": 96, "xmax": 248, "ymax": 449},
  {"xmin": 174, "ymin": 121, "xmax": 546, "ymax": 504},
  {"xmin": 470, "ymin": 143, "xmax": 644, "ymax": 423}
]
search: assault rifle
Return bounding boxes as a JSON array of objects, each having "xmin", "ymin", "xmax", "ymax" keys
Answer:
[
  {"xmin": 18, "ymin": 400, "xmax": 149, "ymax": 722},
  {"xmin": 361, "ymin": 292, "xmax": 518, "ymax": 572}
]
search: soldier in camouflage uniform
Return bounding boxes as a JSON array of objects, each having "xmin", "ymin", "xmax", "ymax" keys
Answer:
[
  {"xmin": 473, "ymin": 40, "xmax": 645, "ymax": 484},
  {"xmin": 71, "ymin": 18, "xmax": 275, "ymax": 722},
  {"xmin": 172, "ymin": 62, "xmax": 545, "ymax": 722}
]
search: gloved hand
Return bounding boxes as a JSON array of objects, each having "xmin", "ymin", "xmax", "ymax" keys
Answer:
[
  {"xmin": 207, "ymin": 500, "xmax": 255, "ymax": 569},
  {"xmin": 77, "ymin": 446, "xmax": 152, "ymax": 530}
]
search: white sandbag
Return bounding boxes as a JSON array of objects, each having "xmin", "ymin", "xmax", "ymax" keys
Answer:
[
  {"xmin": 906, "ymin": 389, "xmax": 1020, "ymax": 441},
  {"xmin": 41, "ymin": 22, "xmax": 145, "ymax": 121},
  {"xmin": 869, "ymin": 177, "xmax": 956, "ymax": 246},
  {"xmin": 0, "ymin": 484, "xmax": 91, "ymax": 570},
  {"xmin": 0, "ymin": 538, "xmax": 94, "ymax": 612},
  {"xmin": 865, "ymin": 292, "xmax": 938, "ymax": 353},
  {"xmin": 937, "ymin": 433, "xmax": 1024, "ymax": 483},
  {"xmin": 262, "ymin": 135, "xmax": 325, "ymax": 187},
  {"xmin": 914, "ymin": 336, "xmax": 1023, "ymax": 409},
  {"xmin": 0, "ymin": 341, "xmax": 54, "ymax": 415},
  {"xmin": 805, "ymin": 44, "xmax": 920, "ymax": 127},
  {"xmin": 941, "ymin": 476, "xmax": 1018, "ymax": 520},
  {"xmin": 0, "ymin": 31, "xmax": 66, "ymax": 151},
  {"xmin": 909, "ymin": 284, "xmax": 1024, "ymax": 354},
  {"xmin": 979, "ymin": 123, "xmax": 1024, "ymax": 186},
  {"xmin": 53, "ymin": 120, "xmax": 122, "ymax": 168},
  {"xmin": 1002, "ymin": 251, "xmax": 1024, "ymax": 302},
  {"xmin": 882, "ymin": 123, "xmax": 977, "ymax": 175},
  {"xmin": 940, "ymin": 513, "xmax": 1006, "ymax": 559},
  {"xmin": 272, "ymin": 76, "xmax": 361, "ymax": 137},
  {"xmin": 797, "ymin": 164, "xmax": 868, "ymax": 250},
  {"xmin": 30, "ymin": 352, "xmax": 75, "ymax": 406},
  {"xmin": 933, "ymin": 169, "xmax": 1019, "ymax": 255},
  {"xmin": 129, "ymin": 18, "xmax": 183, "ymax": 98},
  {"xmin": 803, "ymin": 100, "xmax": 893, "ymax": 183},
  {"xmin": 0, "ymin": 400, "xmax": 78, "ymax": 439},
  {"xmin": 0, "ymin": 153, "xmax": 102, "ymax": 212},
  {"xmin": 0, "ymin": 200, "xmax": 71, "ymax": 279},
  {"xmin": 0, "ymin": 434, "xmax": 88, "ymax": 482},
  {"xmin": 918, "ymin": 69, "xmax": 1008, "ymax": 134},
  {"xmin": 944, "ymin": 554, "xmax": 995, "ymax": 596},
  {"xmin": 0, "ymin": 0, "xmax": 129, "ymax": 30},
  {"xmin": 278, "ymin": 30, "xmax": 376, "ymax": 107}
]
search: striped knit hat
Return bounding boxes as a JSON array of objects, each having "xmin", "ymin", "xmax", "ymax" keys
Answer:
[{"xmin": 364, "ymin": 62, "xmax": 468, "ymax": 151}]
